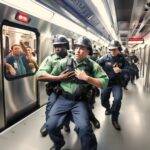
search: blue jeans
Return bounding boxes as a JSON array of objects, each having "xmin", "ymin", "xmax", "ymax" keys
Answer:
[
  {"xmin": 101, "ymin": 85, "xmax": 123, "ymax": 121},
  {"xmin": 46, "ymin": 95, "xmax": 97, "ymax": 150}
]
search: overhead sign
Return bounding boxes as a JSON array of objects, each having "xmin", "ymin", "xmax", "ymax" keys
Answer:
[{"xmin": 128, "ymin": 37, "xmax": 144, "ymax": 44}]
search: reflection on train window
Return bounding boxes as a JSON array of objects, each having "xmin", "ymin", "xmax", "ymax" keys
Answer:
[{"xmin": 2, "ymin": 25, "xmax": 38, "ymax": 80}]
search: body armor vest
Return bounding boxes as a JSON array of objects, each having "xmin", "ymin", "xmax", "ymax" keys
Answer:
[
  {"xmin": 65, "ymin": 57, "xmax": 93, "ymax": 84},
  {"xmin": 61, "ymin": 57, "xmax": 94, "ymax": 101}
]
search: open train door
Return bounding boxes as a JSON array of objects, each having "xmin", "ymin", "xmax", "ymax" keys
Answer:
[{"xmin": 0, "ymin": 20, "xmax": 39, "ymax": 130}]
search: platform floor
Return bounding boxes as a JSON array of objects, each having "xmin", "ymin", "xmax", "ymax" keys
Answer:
[{"xmin": 0, "ymin": 78, "xmax": 150, "ymax": 150}]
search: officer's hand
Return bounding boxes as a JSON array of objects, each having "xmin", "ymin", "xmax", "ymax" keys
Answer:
[
  {"xmin": 75, "ymin": 69, "xmax": 88, "ymax": 81},
  {"xmin": 59, "ymin": 70, "xmax": 75, "ymax": 80},
  {"xmin": 113, "ymin": 66, "xmax": 122, "ymax": 73}
]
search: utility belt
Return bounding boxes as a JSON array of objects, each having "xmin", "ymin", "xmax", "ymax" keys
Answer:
[
  {"xmin": 46, "ymin": 81, "xmax": 92, "ymax": 101},
  {"xmin": 61, "ymin": 90, "xmax": 78, "ymax": 101},
  {"xmin": 61, "ymin": 84, "xmax": 93, "ymax": 102},
  {"xmin": 61, "ymin": 90, "xmax": 87, "ymax": 101},
  {"xmin": 108, "ymin": 76, "xmax": 123, "ymax": 87},
  {"xmin": 46, "ymin": 82, "xmax": 85, "ymax": 101},
  {"xmin": 46, "ymin": 85, "xmax": 85, "ymax": 101},
  {"xmin": 46, "ymin": 82, "xmax": 61, "ymax": 96}
]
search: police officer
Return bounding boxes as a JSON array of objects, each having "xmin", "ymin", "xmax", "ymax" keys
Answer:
[
  {"xmin": 45, "ymin": 36, "xmax": 108, "ymax": 150},
  {"xmin": 89, "ymin": 46, "xmax": 101, "ymax": 128},
  {"xmin": 90, "ymin": 45, "xmax": 99, "ymax": 61},
  {"xmin": 124, "ymin": 49, "xmax": 138, "ymax": 85},
  {"xmin": 130, "ymin": 50, "xmax": 139, "ymax": 64},
  {"xmin": 97, "ymin": 40, "xmax": 129, "ymax": 131},
  {"xmin": 36, "ymin": 34, "xmax": 71, "ymax": 137},
  {"xmin": 130, "ymin": 51, "xmax": 139, "ymax": 83},
  {"xmin": 122, "ymin": 48, "xmax": 131, "ymax": 90}
]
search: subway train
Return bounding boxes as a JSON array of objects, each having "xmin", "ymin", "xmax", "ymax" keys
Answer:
[{"xmin": 0, "ymin": 0, "xmax": 150, "ymax": 150}]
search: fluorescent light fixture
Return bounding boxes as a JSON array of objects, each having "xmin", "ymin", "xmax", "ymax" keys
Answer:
[
  {"xmin": 91, "ymin": 0, "xmax": 118, "ymax": 40},
  {"xmin": 51, "ymin": 13, "xmax": 87, "ymax": 36}
]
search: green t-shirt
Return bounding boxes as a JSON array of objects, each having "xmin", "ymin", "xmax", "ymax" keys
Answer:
[{"xmin": 51, "ymin": 56, "xmax": 109, "ymax": 94}]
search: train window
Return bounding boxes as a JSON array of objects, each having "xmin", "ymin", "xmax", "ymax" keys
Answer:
[{"xmin": 2, "ymin": 25, "xmax": 38, "ymax": 80}]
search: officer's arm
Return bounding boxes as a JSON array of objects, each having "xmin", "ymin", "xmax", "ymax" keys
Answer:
[
  {"xmin": 96, "ymin": 55, "xmax": 106, "ymax": 66},
  {"xmin": 120, "ymin": 57, "xmax": 130, "ymax": 74},
  {"xmin": 37, "ymin": 73, "xmax": 63, "ymax": 82},
  {"xmin": 92, "ymin": 62, "xmax": 109, "ymax": 88},
  {"xmin": 36, "ymin": 56, "xmax": 53, "ymax": 80},
  {"xmin": 85, "ymin": 75, "xmax": 105, "ymax": 88},
  {"xmin": 36, "ymin": 56, "xmax": 66, "ymax": 81},
  {"xmin": 37, "ymin": 70, "xmax": 74, "ymax": 82},
  {"xmin": 40, "ymin": 59, "xmax": 74, "ymax": 82}
]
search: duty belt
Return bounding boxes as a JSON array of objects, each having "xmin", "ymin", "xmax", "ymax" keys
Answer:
[{"xmin": 61, "ymin": 90, "xmax": 83, "ymax": 101}]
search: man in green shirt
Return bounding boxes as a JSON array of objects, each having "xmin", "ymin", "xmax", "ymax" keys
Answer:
[
  {"xmin": 36, "ymin": 35, "xmax": 72, "ymax": 136},
  {"xmin": 45, "ymin": 36, "xmax": 109, "ymax": 150}
]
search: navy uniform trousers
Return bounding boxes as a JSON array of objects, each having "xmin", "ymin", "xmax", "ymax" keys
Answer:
[
  {"xmin": 101, "ymin": 85, "xmax": 123, "ymax": 121},
  {"xmin": 46, "ymin": 95, "xmax": 97, "ymax": 150},
  {"xmin": 45, "ymin": 92, "xmax": 57, "ymax": 121}
]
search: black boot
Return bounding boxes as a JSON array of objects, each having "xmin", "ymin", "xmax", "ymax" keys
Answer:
[
  {"xmin": 64, "ymin": 124, "xmax": 70, "ymax": 133},
  {"xmin": 112, "ymin": 120, "xmax": 121, "ymax": 131},
  {"xmin": 105, "ymin": 108, "xmax": 111, "ymax": 115},
  {"xmin": 123, "ymin": 86, "xmax": 128, "ymax": 90},
  {"xmin": 91, "ymin": 117, "xmax": 100, "ymax": 129},
  {"xmin": 50, "ymin": 140, "xmax": 65, "ymax": 150},
  {"xmin": 40, "ymin": 123, "xmax": 48, "ymax": 137}
]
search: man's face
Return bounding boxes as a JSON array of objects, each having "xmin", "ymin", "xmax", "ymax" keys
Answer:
[
  {"xmin": 26, "ymin": 47, "xmax": 32, "ymax": 55},
  {"xmin": 75, "ymin": 45, "xmax": 89, "ymax": 61},
  {"xmin": 12, "ymin": 45, "xmax": 21, "ymax": 56},
  {"xmin": 110, "ymin": 48, "xmax": 120, "ymax": 57},
  {"xmin": 54, "ymin": 44, "xmax": 67, "ymax": 58}
]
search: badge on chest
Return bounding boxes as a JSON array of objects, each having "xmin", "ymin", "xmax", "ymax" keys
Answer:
[{"xmin": 106, "ymin": 62, "xmax": 112, "ymax": 66}]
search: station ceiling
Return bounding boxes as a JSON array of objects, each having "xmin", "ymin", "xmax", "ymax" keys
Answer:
[{"xmin": 37, "ymin": 0, "xmax": 150, "ymax": 46}]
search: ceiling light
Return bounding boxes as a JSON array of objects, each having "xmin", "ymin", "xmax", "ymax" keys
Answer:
[{"xmin": 91, "ymin": 0, "xmax": 118, "ymax": 40}]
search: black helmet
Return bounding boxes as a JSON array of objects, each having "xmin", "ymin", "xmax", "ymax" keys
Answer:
[
  {"xmin": 53, "ymin": 35, "xmax": 69, "ymax": 49},
  {"xmin": 108, "ymin": 40, "xmax": 122, "ymax": 51},
  {"xmin": 74, "ymin": 36, "xmax": 93, "ymax": 55}
]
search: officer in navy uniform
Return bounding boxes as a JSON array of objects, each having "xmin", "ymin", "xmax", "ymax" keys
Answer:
[
  {"xmin": 36, "ymin": 35, "xmax": 72, "ymax": 137},
  {"xmin": 122, "ymin": 48, "xmax": 131, "ymax": 90},
  {"xmin": 90, "ymin": 45, "xmax": 100, "ymax": 61},
  {"xmin": 130, "ymin": 50, "xmax": 139, "ymax": 84},
  {"xmin": 45, "ymin": 36, "xmax": 108, "ymax": 150},
  {"xmin": 97, "ymin": 40, "xmax": 129, "ymax": 131}
]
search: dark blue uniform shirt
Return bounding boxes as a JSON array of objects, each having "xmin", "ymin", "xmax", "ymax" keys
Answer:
[{"xmin": 97, "ymin": 53, "xmax": 129, "ymax": 86}]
